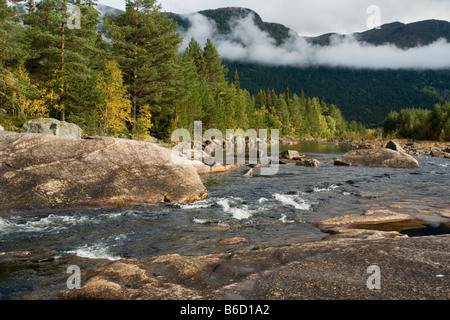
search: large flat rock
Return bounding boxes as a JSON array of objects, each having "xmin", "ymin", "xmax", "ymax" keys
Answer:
[
  {"xmin": 0, "ymin": 132, "xmax": 208, "ymax": 215},
  {"xmin": 335, "ymin": 148, "xmax": 420, "ymax": 168},
  {"xmin": 59, "ymin": 235, "xmax": 450, "ymax": 300}
]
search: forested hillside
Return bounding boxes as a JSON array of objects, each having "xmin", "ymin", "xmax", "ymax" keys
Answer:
[
  {"xmin": 0, "ymin": 0, "xmax": 366, "ymax": 141},
  {"xmin": 167, "ymin": 7, "xmax": 450, "ymax": 128},
  {"xmin": 223, "ymin": 62, "xmax": 450, "ymax": 127}
]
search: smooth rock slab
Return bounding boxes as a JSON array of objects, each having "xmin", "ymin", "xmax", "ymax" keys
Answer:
[
  {"xmin": 59, "ymin": 235, "xmax": 450, "ymax": 300},
  {"xmin": 334, "ymin": 148, "xmax": 420, "ymax": 168},
  {"xmin": 0, "ymin": 131, "xmax": 208, "ymax": 215}
]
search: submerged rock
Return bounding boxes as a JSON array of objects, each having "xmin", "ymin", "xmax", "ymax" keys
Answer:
[
  {"xmin": 243, "ymin": 168, "xmax": 253, "ymax": 177},
  {"xmin": 21, "ymin": 118, "xmax": 83, "ymax": 139},
  {"xmin": 216, "ymin": 237, "xmax": 247, "ymax": 246},
  {"xmin": 0, "ymin": 131, "xmax": 208, "ymax": 215},
  {"xmin": 296, "ymin": 158, "xmax": 320, "ymax": 167},
  {"xmin": 334, "ymin": 148, "xmax": 420, "ymax": 168}
]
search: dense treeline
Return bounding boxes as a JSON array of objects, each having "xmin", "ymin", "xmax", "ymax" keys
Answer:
[
  {"xmin": 224, "ymin": 61, "xmax": 450, "ymax": 128},
  {"xmin": 0, "ymin": 0, "xmax": 364, "ymax": 141},
  {"xmin": 383, "ymin": 102, "xmax": 450, "ymax": 141}
]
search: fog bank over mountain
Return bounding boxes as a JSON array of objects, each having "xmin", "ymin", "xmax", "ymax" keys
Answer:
[{"xmin": 177, "ymin": 10, "xmax": 450, "ymax": 70}]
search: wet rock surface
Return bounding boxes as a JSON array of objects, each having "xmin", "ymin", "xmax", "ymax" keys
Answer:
[
  {"xmin": 315, "ymin": 207, "xmax": 450, "ymax": 240},
  {"xmin": 59, "ymin": 235, "xmax": 450, "ymax": 300}
]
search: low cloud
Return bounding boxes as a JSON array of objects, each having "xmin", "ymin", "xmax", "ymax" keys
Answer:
[{"xmin": 178, "ymin": 13, "xmax": 450, "ymax": 70}]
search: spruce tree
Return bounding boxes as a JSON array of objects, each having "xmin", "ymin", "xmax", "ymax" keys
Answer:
[
  {"xmin": 203, "ymin": 38, "xmax": 228, "ymax": 97},
  {"xmin": 175, "ymin": 46, "xmax": 205, "ymax": 132}
]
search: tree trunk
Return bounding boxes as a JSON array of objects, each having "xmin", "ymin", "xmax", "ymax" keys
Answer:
[
  {"xmin": 132, "ymin": 3, "xmax": 139, "ymax": 133},
  {"xmin": 61, "ymin": 19, "xmax": 66, "ymax": 122}
]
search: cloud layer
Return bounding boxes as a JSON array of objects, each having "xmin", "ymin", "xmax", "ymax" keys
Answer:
[{"xmin": 179, "ymin": 13, "xmax": 450, "ymax": 70}]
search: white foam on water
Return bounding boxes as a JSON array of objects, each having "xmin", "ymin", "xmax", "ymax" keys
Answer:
[
  {"xmin": 177, "ymin": 199, "xmax": 214, "ymax": 210},
  {"xmin": 217, "ymin": 198, "xmax": 253, "ymax": 220},
  {"xmin": 114, "ymin": 234, "xmax": 127, "ymax": 241},
  {"xmin": 313, "ymin": 184, "xmax": 339, "ymax": 193},
  {"xmin": 217, "ymin": 220, "xmax": 229, "ymax": 228},
  {"xmin": 68, "ymin": 243, "xmax": 122, "ymax": 261},
  {"xmin": 0, "ymin": 214, "xmax": 90, "ymax": 234},
  {"xmin": 97, "ymin": 209, "xmax": 140, "ymax": 220},
  {"xmin": 0, "ymin": 217, "xmax": 13, "ymax": 233},
  {"xmin": 273, "ymin": 193, "xmax": 312, "ymax": 211},
  {"xmin": 192, "ymin": 218, "xmax": 212, "ymax": 224},
  {"xmin": 258, "ymin": 197, "xmax": 269, "ymax": 204},
  {"xmin": 279, "ymin": 214, "xmax": 295, "ymax": 224}
]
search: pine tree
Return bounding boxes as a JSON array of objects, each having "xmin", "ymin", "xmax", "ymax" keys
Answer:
[
  {"xmin": 106, "ymin": 0, "xmax": 182, "ymax": 139},
  {"xmin": 24, "ymin": 0, "xmax": 104, "ymax": 128}
]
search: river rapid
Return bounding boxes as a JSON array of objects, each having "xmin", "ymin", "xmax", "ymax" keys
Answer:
[{"xmin": 0, "ymin": 141, "xmax": 449, "ymax": 299}]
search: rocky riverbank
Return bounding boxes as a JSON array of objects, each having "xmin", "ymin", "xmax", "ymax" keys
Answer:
[
  {"xmin": 348, "ymin": 138, "xmax": 450, "ymax": 158},
  {"xmin": 1, "ymin": 124, "xmax": 449, "ymax": 300},
  {"xmin": 58, "ymin": 234, "xmax": 450, "ymax": 300},
  {"xmin": 55, "ymin": 198, "xmax": 450, "ymax": 300},
  {"xmin": 281, "ymin": 136, "xmax": 450, "ymax": 159}
]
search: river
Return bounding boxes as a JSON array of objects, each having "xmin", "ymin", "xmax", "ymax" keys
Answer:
[{"xmin": 0, "ymin": 141, "xmax": 449, "ymax": 299}]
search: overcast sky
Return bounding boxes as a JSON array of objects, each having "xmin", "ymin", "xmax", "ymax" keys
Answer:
[{"xmin": 99, "ymin": 0, "xmax": 450, "ymax": 36}]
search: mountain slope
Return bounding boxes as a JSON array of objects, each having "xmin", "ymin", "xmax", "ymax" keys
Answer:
[
  {"xmin": 224, "ymin": 62, "xmax": 450, "ymax": 127},
  {"xmin": 164, "ymin": 7, "xmax": 450, "ymax": 126},
  {"xmin": 11, "ymin": 3, "xmax": 449, "ymax": 127},
  {"xmin": 167, "ymin": 7, "xmax": 291, "ymax": 45},
  {"xmin": 356, "ymin": 19, "xmax": 450, "ymax": 48},
  {"xmin": 309, "ymin": 20, "xmax": 450, "ymax": 48},
  {"xmin": 167, "ymin": 7, "xmax": 450, "ymax": 49}
]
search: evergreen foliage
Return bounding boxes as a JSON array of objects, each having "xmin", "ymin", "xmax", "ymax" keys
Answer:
[
  {"xmin": 384, "ymin": 102, "xmax": 450, "ymax": 141},
  {"xmin": 0, "ymin": 1, "xmax": 370, "ymax": 141}
]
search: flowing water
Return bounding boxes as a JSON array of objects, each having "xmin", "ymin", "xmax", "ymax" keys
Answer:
[{"xmin": 0, "ymin": 142, "xmax": 449, "ymax": 299}]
